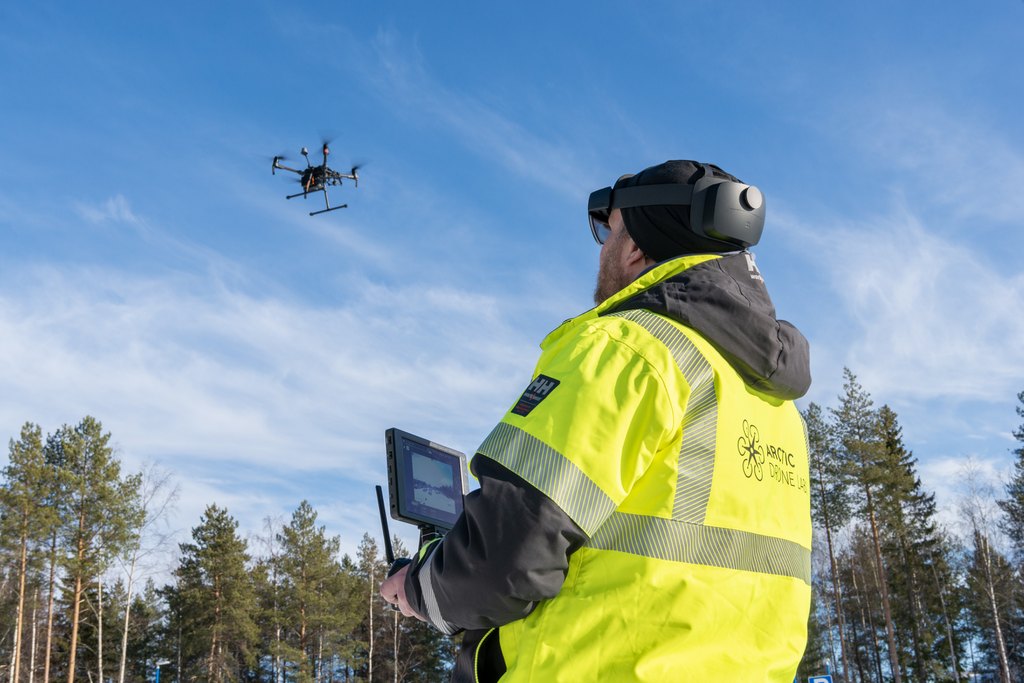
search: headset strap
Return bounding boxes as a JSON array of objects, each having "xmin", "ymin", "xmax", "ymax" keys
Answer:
[{"xmin": 610, "ymin": 183, "xmax": 696, "ymax": 209}]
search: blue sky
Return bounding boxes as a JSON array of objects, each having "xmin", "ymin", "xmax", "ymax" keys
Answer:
[{"xmin": 2, "ymin": 2, "xmax": 1023, "ymax": 563}]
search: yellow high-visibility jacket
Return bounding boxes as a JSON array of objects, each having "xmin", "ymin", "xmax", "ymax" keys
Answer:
[{"xmin": 406, "ymin": 252, "xmax": 812, "ymax": 682}]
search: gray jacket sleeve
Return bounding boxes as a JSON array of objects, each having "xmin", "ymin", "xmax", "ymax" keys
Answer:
[{"xmin": 402, "ymin": 454, "xmax": 588, "ymax": 633}]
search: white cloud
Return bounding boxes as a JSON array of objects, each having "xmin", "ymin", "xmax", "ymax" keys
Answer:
[
  {"xmin": 0, "ymin": 263, "xmax": 533, "ymax": 467},
  {"xmin": 781, "ymin": 202, "xmax": 1024, "ymax": 405},
  {"xmin": 75, "ymin": 194, "xmax": 138, "ymax": 224},
  {"xmin": 850, "ymin": 98, "xmax": 1024, "ymax": 229}
]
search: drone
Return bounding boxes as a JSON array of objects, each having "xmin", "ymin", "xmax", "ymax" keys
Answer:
[{"xmin": 271, "ymin": 143, "xmax": 361, "ymax": 216}]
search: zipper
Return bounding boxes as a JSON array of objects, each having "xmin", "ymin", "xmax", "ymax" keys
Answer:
[{"xmin": 474, "ymin": 628, "xmax": 497, "ymax": 683}]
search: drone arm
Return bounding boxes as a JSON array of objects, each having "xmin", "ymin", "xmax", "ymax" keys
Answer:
[{"xmin": 272, "ymin": 159, "xmax": 304, "ymax": 175}]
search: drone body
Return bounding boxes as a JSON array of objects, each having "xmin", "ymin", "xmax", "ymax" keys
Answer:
[{"xmin": 271, "ymin": 143, "xmax": 360, "ymax": 216}]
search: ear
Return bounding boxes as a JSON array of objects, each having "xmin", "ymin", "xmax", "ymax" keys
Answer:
[{"xmin": 622, "ymin": 235, "xmax": 654, "ymax": 272}]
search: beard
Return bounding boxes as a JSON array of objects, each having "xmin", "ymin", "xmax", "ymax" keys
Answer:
[{"xmin": 593, "ymin": 242, "xmax": 630, "ymax": 305}]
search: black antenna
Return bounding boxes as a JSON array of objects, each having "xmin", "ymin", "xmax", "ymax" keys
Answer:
[{"xmin": 376, "ymin": 485, "xmax": 396, "ymax": 565}]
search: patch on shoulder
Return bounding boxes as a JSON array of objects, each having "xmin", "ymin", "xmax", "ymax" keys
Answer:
[{"xmin": 511, "ymin": 375, "xmax": 561, "ymax": 416}]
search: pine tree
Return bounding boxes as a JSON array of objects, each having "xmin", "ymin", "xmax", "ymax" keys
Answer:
[
  {"xmin": 1, "ymin": 422, "xmax": 57, "ymax": 683},
  {"xmin": 331, "ymin": 553, "xmax": 367, "ymax": 680},
  {"xmin": 40, "ymin": 428, "xmax": 71, "ymax": 683},
  {"xmin": 831, "ymin": 369, "xmax": 901, "ymax": 682},
  {"xmin": 252, "ymin": 516, "xmax": 285, "ymax": 683},
  {"xmin": 51, "ymin": 417, "xmax": 141, "ymax": 683},
  {"xmin": 276, "ymin": 500, "xmax": 343, "ymax": 682},
  {"xmin": 122, "ymin": 579, "xmax": 163, "ymax": 683},
  {"xmin": 873, "ymin": 404, "xmax": 962, "ymax": 680},
  {"xmin": 998, "ymin": 390, "xmax": 1024, "ymax": 562},
  {"xmin": 175, "ymin": 504, "xmax": 259, "ymax": 682}
]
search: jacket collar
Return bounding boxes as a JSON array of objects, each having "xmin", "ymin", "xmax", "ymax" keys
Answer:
[{"xmin": 545, "ymin": 252, "xmax": 811, "ymax": 400}]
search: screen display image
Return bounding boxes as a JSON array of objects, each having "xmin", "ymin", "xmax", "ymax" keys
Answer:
[
  {"xmin": 411, "ymin": 451, "xmax": 457, "ymax": 514},
  {"xmin": 386, "ymin": 428, "xmax": 468, "ymax": 531},
  {"xmin": 400, "ymin": 441, "xmax": 464, "ymax": 527}
]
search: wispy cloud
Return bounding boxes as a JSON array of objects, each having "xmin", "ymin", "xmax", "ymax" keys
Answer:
[
  {"xmin": 1, "ymin": 194, "xmax": 544, "ymax": 556},
  {"xmin": 0, "ymin": 264, "xmax": 532, "ymax": 466},
  {"xmin": 362, "ymin": 29, "xmax": 594, "ymax": 200},
  {"xmin": 784, "ymin": 202, "xmax": 1024, "ymax": 404},
  {"xmin": 832, "ymin": 90, "xmax": 1024, "ymax": 232},
  {"xmin": 75, "ymin": 194, "xmax": 139, "ymax": 224}
]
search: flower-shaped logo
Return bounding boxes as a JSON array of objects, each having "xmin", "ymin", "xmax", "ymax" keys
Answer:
[{"xmin": 738, "ymin": 420, "xmax": 764, "ymax": 481}]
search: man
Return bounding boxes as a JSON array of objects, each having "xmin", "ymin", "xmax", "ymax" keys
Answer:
[{"xmin": 382, "ymin": 160, "xmax": 812, "ymax": 682}]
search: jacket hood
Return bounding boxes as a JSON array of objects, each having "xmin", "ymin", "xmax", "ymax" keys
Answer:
[{"xmin": 606, "ymin": 252, "xmax": 811, "ymax": 400}]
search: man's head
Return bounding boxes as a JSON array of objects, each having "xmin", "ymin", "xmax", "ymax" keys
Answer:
[{"xmin": 588, "ymin": 160, "xmax": 765, "ymax": 264}]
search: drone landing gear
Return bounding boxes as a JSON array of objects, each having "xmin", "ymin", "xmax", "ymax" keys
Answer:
[
  {"xmin": 285, "ymin": 190, "xmax": 323, "ymax": 200},
  {"xmin": 310, "ymin": 204, "xmax": 347, "ymax": 217},
  {"xmin": 284, "ymin": 189, "xmax": 348, "ymax": 216}
]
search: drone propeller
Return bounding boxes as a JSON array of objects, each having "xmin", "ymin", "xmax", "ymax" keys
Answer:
[{"xmin": 352, "ymin": 159, "xmax": 368, "ymax": 178}]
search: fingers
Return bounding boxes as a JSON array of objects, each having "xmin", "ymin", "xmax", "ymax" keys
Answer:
[{"xmin": 380, "ymin": 564, "xmax": 420, "ymax": 619}]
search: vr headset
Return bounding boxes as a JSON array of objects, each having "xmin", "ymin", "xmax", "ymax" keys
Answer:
[{"xmin": 587, "ymin": 167, "xmax": 765, "ymax": 249}]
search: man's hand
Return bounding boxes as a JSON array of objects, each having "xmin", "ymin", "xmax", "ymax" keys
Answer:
[{"xmin": 380, "ymin": 563, "xmax": 426, "ymax": 621}]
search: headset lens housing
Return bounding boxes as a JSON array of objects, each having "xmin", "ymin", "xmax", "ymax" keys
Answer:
[
  {"xmin": 589, "ymin": 214, "xmax": 611, "ymax": 245},
  {"xmin": 587, "ymin": 186, "xmax": 614, "ymax": 245}
]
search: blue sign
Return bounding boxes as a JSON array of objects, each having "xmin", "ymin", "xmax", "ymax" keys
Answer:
[{"xmin": 809, "ymin": 676, "xmax": 833, "ymax": 683}]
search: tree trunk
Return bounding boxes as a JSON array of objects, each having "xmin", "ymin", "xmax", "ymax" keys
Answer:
[
  {"xmin": 822, "ymin": 513, "xmax": 851, "ymax": 681},
  {"xmin": 13, "ymin": 526, "xmax": 29, "ymax": 683},
  {"xmin": 67, "ymin": 573, "xmax": 84, "ymax": 683},
  {"xmin": 905, "ymin": 555, "xmax": 927, "ymax": 678},
  {"xmin": 823, "ymin": 591, "xmax": 838, "ymax": 676},
  {"xmin": 300, "ymin": 602, "xmax": 308, "ymax": 678},
  {"xmin": 96, "ymin": 579, "xmax": 103, "ymax": 683},
  {"xmin": 117, "ymin": 553, "xmax": 137, "ymax": 683},
  {"xmin": 863, "ymin": 487, "xmax": 901, "ymax": 682},
  {"xmin": 852, "ymin": 564, "xmax": 882, "ymax": 683},
  {"xmin": 979, "ymin": 535, "xmax": 1012, "ymax": 682},
  {"xmin": 847, "ymin": 592, "xmax": 867, "ymax": 683},
  {"xmin": 43, "ymin": 531, "xmax": 58, "ymax": 683},
  {"xmin": 67, "ymin": 512, "xmax": 89, "ymax": 683},
  {"xmin": 29, "ymin": 588, "xmax": 39, "ymax": 683},
  {"xmin": 392, "ymin": 610, "xmax": 399, "ymax": 683},
  {"xmin": 207, "ymin": 578, "xmax": 221, "ymax": 683},
  {"xmin": 929, "ymin": 551, "xmax": 960, "ymax": 678},
  {"xmin": 67, "ymin": 571, "xmax": 85, "ymax": 683},
  {"xmin": 274, "ymin": 623, "xmax": 282, "ymax": 683},
  {"xmin": 368, "ymin": 566, "xmax": 374, "ymax": 683}
]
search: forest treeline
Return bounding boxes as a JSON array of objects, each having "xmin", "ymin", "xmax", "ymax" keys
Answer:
[
  {"xmin": 797, "ymin": 370, "xmax": 1024, "ymax": 683},
  {"xmin": 2, "ymin": 369, "xmax": 1023, "ymax": 682},
  {"xmin": 0, "ymin": 417, "xmax": 450, "ymax": 683}
]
